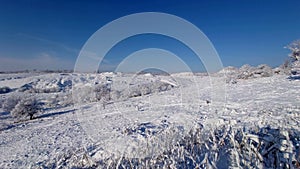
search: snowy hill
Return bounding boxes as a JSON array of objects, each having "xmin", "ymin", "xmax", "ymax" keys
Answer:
[{"xmin": 0, "ymin": 71, "xmax": 299, "ymax": 168}]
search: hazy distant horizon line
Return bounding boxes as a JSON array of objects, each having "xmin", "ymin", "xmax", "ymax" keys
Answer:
[{"xmin": 0, "ymin": 63, "xmax": 282, "ymax": 74}]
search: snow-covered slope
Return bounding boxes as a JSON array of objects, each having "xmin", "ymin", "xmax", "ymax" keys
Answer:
[{"xmin": 0, "ymin": 72, "xmax": 299, "ymax": 168}]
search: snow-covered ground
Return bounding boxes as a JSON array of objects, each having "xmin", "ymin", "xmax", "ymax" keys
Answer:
[{"xmin": 0, "ymin": 71, "xmax": 299, "ymax": 168}]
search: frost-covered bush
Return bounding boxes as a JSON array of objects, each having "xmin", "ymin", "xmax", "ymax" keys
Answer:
[
  {"xmin": 286, "ymin": 40, "xmax": 300, "ymax": 61},
  {"xmin": 72, "ymin": 86, "xmax": 96, "ymax": 104},
  {"xmin": 237, "ymin": 64, "xmax": 255, "ymax": 79},
  {"xmin": 0, "ymin": 86, "xmax": 11, "ymax": 94},
  {"xmin": 94, "ymin": 126, "xmax": 300, "ymax": 168},
  {"xmin": 291, "ymin": 61, "xmax": 300, "ymax": 76},
  {"xmin": 126, "ymin": 81, "xmax": 174, "ymax": 98},
  {"xmin": 274, "ymin": 60, "xmax": 292, "ymax": 75},
  {"xmin": 43, "ymin": 93, "xmax": 73, "ymax": 109},
  {"xmin": 11, "ymin": 96, "xmax": 42, "ymax": 120},
  {"xmin": 43, "ymin": 148, "xmax": 97, "ymax": 169},
  {"xmin": 33, "ymin": 124, "xmax": 300, "ymax": 168},
  {"xmin": 58, "ymin": 93, "xmax": 73, "ymax": 107},
  {"xmin": 2, "ymin": 94, "xmax": 22, "ymax": 113},
  {"xmin": 46, "ymin": 125, "xmax": 300, "ymax": 168},
  {"xmin": 72, "ymin": 80, "xmax": 175, "ymax": 106},
  {"xmin": 218, "ymin": 66, "xmax": 239, "ymax": 84},
  {"xmin": 254, "ymin": 64, "xmax": 273, "ymax": 77},
  {"xmin": 94, "ymin": 84, "xmax": 111, "ymax": 101},
  {"xmin": 221, "ymin": 64, "xmax": 274, "ymax": 82},
  {"xmin": 72, "ymin": 84, "xmax": 112, "ymax": 104},
  {"xmin": 43, "ymin": 94, "xmax": 60, "ymax": 108},
  {"xmin": 286, "ymin": 40, "xmax": 300, "ymax": 76},
  {"xmin": 237, "ymin": 64, "xmax": 273, "ymax": 79}
]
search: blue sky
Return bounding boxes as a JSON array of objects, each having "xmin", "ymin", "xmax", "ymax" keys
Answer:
[{"xmin": 0, "ymin": 0, "xmax": 300, "ymax": 72}]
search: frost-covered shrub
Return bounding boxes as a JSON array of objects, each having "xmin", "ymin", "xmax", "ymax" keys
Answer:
[
  {"xmin": 43, "ymin": 93, "xmax": 73, "ymax": 109},
  {"xmin": 237, "ymin": 64, "xmax": 255, "ymax": 79},
  {"xmin": 43, "ymin": 94, "xmax": 60, "ymax": 108},
  {"xmin": 94, "ymin": 126, "xmax": 300, "ymax": 169},
  {"xmin": 72, "ymin": 86, "xmax": 96, "ymax": 104},
  {"xmin": 286, "ymin": 40, "xmax": 300, "ymax": 61},
  {"xmin": 286, "ymin": 40, "xmax": 300, "ymax": 76},
  {"xmin": 125, "ymin": 81, "xmax": 173, "ymax": 98},
  {"xmin": 43, "ymin": 148, "xmax": 97, "ymax": 169},
  {"xmin": 237, "ymin": 64, "xmax": 273, "ymax": 79},
  {"xmin": 2, "ymin": 94, "xmax": 42, "ymax": 120},
  {"xmin": 0, "ymin": 86, "xmax": 11, "ymax": 94},
  {"xmin": 32, "ymin": 123, "xmax": 300, "ymax": 168},
  {"xmin": 222, "ymin": 64, "xmax": 274, "ymax": 82},
  {"xmin": 58, "ymin": 93, "xmax": 73, "ymax": 107},
  {"xmin": 72, "ymin": 80, "xmax": 175, "ymax": 105},
  {"xmin": 11, "ymin": 96, "xmax": 42, "ymax": 120},
  {"xmin": 72, "ymin": 84, "xmax": 111, "ymax": 104},
  {"xmin": 281, "ymin": 60, "xmax": 292, "ymax": 75},
  {"xmin": 2, "ymin": 94, "xmax": 21, "ymax": 113},
  {"xmin": 273, "ymin": 60, "xmax": 292, "ymax": 75},
  {"xmin": 219, "ymin": 66, "xmax": 239, "ymax": 84},
  {"xmin": 94, "ymin": 84, "xmax": 111, "ymax": 101},
  {"xmin": 254, "ymin": 64, "xmax": 273, "ymax": 77},
  {"xmin": 291, "ymin": 61, "xmax": 300, "ymax": 76}
]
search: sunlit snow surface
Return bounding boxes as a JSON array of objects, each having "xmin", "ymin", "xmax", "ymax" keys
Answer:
[{"xmin": 0, "ymin": 72, "xmax": 299, "ymax": 168}]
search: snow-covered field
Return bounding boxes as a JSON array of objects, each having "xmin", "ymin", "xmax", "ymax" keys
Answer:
[{"xmin": 0, "ymin": 69, "xmax": 299, "ymax": 168}]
